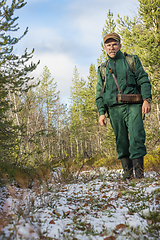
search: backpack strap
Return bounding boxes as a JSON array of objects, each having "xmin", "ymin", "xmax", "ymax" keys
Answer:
[
  {"xmin": 99, "ymin": 60, "xmax": 108, "ymax": 97},
  {"xmin": 124, "ymin": 52, "xmax": 136, "ymax": 74},
  {"xmin": 124, "ymin": 52, "xmax": 141, "ymax": 93}
]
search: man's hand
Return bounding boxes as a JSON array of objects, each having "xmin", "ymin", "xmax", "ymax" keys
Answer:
[
  {"xmin": 99, "ymin": 115, "xmax": 107, "ymax": 127},
  {"xmin": 142, "ymin": 100, "xmax": 151, "ymax": 114}
]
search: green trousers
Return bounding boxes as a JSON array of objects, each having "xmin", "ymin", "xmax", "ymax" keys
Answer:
[{"xmin": 109, "ymin": 104, "xmax": 146, "ymax": 159}]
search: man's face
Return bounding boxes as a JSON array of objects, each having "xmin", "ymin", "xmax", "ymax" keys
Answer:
[{"xmin": 104, "ymin": 39, "xmax": 121, "ymax": 58}]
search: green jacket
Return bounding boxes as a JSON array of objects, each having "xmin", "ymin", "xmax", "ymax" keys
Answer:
[{"xmin": 96, "ymin": 50, "xmax": 152, "ymax": 116}]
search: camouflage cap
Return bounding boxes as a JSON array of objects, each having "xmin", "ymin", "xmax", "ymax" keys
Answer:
[{"xmin": 103, "ymin": 33, "xmax": 121, "ymax": 43}]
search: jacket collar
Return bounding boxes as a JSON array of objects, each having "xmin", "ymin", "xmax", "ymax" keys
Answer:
[{"xmin": 107, "ymin": 50, "xmax": 124, "ymax": 61}]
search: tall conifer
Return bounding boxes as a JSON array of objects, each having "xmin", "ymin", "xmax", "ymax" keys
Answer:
[{"xmin": 0, "ymin": 0, "xmax": 39, "ymax": 162}]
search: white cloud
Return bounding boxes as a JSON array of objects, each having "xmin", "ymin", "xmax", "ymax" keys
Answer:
[
  {"xmin": 66, "ymin": 0, "xmax": 138, "ymax": 45},
  {"xmin": 30, "ymin": 52, "xmax": 80, "ymax": 104},
  {"xmin": 14, "ymin": 0, "xmax": 139, "ymax": 105}
]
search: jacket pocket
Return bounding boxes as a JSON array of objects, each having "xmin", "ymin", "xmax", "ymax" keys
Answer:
[{"xmin": 127, "ymin": 70, "xmax": 136, "ymax": 86}]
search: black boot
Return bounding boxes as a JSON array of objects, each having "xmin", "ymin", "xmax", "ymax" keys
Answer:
[
  {"xmin": 120, "ymin": 157, "xmax": 133, "ymax": 180},
  {"xmin": 132, "ymin": 157, "xmax": 144, "ymax": 178}
]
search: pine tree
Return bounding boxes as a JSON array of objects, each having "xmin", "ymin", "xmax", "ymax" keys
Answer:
[
  {"xmin": 36, "ymin": 66, "xmax": 59, "ymax": 158},
  {"xmin": 137, "ymin": 0, "xmax": 160, "ymax": 100},
  {"xmin": 82, "ymin": 64, "xmax": 99, "ymax": 156},
  {"xmin": 70, "ymin": 66, "xmax": 86, "ymax": 157},
  {"xmin": 98, "ymin": 10, "xmax": 116, "ymax": 65},
  {"xmin": 0, "ymin": 0, "xmax": 39, "ymax": 162}
]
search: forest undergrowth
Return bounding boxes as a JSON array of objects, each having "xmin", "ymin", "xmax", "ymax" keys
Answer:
[{"xmin": 0, "ymin": 152, "xmax": 160, "ymax": 240}]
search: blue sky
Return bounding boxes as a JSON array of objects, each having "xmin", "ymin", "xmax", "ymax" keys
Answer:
[{"xmin": 12, "ymin": 0, "xmax": 139, "ymax": 104}]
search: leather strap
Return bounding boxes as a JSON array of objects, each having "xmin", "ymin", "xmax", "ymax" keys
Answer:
[{"xmin": 108, "ymin": 62, "xmax": 123, "ymax": 94}]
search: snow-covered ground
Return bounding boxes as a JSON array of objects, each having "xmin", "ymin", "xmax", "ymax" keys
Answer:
[{"xmin": 0, "ymin": 168, "xmax": 160, "ymax": 239}]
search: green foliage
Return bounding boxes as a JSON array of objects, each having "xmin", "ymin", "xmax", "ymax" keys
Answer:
[
  {"xmin": 0, "ymin": 0, "xmax": 39, "ymax": 162},
  {"xmin": 98, "ymin": 10, "xmax": 116, "ymax": 65},
  {"xmin": 69, "ymin": 66, "xmax": 86, "ymax": 157},
  {"xmin": 70, "ymin": 66, "xmax": 86, "ymax": 134},
  {"xmin": 144, "ymin": 146, "xmax": 160, "ymax": 171},
  {"xmin": 70, "ymin": 64, "xmax": 107, "ymax": 159},
  {"xmin": 36, "ymin": 65, "xmax": 59, "ymax": 138}
]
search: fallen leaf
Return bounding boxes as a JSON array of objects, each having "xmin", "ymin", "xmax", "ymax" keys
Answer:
[
  {"xmin": 65, "ymin": 211, "xmax": 70, "ymax": 216},
  {"xmin": 147, "ymin": 220, "xmax": 152, "ymax": 225},
  {"xmin": 102, "ymin": 195, "xmax": 107, "ymax": 198},
  {"xmin": 110, "ymin": 197, "xmax": 115, "ymax": 201},
  {"xmin": 83, "ymin": 203, "xmax": 89, "ymax": 207},
  {"xmin": 103, "ymin": 204, "xmax": 116, "ymax": 210},
  {"xmin": 18, "ymin": 233, "xmax": 23, "ymax": 237},
  {"xmin": 56, "ymin": 212, "xmax": 60, "ymax": 217},
  {"xmin": 29, "ymin": 229, "xmax": 35, "ymax": 234},
  {"xmin": 117, "ymin": 192, "xmax": 122, "ymax": 198},
  {"xmin": 128, "ymin": 212, "xmax": 134, "ymax": 215},
  {"xmin": 88, "ymin": 192, "xmax": 92, "ymax": 195},
  {"xmin": 104, "ymin": 236, "xmax": 116, "ymax": 240},
  {"xmin": 64, "ymin": 229, "xmax": 70, "ymax": 233},
  {"xmin": 116, "ymin": 224, "xmax": 126, "ymax": 230},
  {"xmin": 49, "ymin": 220, "xmax": 55, "ymax": 224}
]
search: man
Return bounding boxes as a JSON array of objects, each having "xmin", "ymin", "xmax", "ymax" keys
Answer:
[{"xmin": 96, "ymin": 32, "xmax": 152, "ymax": 179}]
